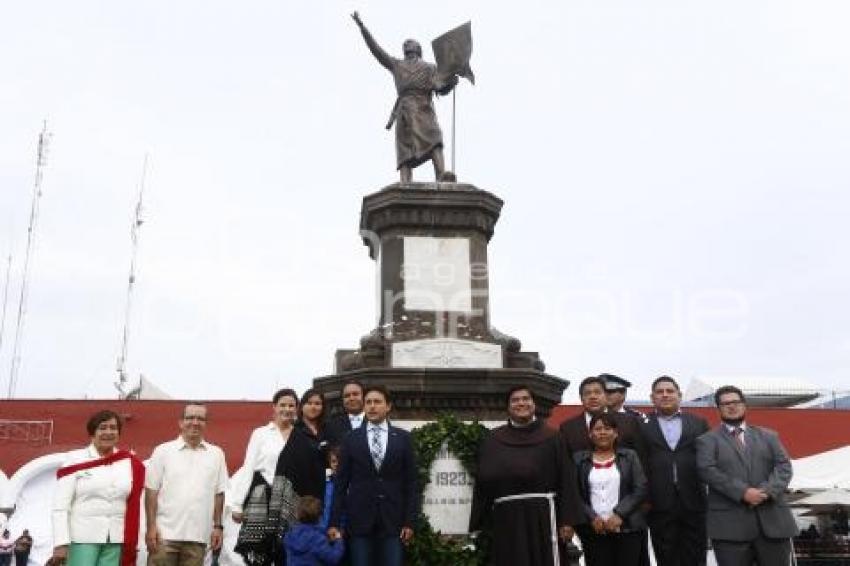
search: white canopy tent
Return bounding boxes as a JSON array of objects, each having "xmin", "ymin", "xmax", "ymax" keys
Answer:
[
  {"xmin": 790, "ymin": 446, "xmax": 850, "ymax": 490},
  {"xmin": 794, "ymin": 488, "xmax": 850, "ymax": 506}
]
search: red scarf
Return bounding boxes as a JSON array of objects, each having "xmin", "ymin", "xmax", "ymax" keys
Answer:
[{"xmin": 57, "ymin": 449, "xmax": 146, "ymax": 566}]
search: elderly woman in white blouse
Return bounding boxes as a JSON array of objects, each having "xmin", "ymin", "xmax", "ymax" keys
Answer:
[
  {"xmin": 51, "ymin": 410, "xmax": 145, "ymax": 566},
  {"xmin": 574, "ymin": 412, "xmax": 648, "ymax": 566},
  {"xmin": 232, "ymin": 389, "xmax": 325, "ymax": 566}
]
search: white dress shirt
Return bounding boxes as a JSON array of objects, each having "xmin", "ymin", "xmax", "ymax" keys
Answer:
[
  {"xmin": 657, "ymin": 411, "xmax": 683, "ymax": 450},
  {"xmin": 229, "ymin": 423, "xmax": 288, "ymax": 513},
  {"xmin": 348, "ymin": 412, "xmax": 364, "ymax": 430},
  {"xmin": 724, "ymin": 422, "xmax": 748, "ymax": 447},
  {"xmin": 52, "ymin": 445, "xmax": 133, "ymax": 546},
  {"xmin": 145, "ymin": 437, "xmax": 228, "ymax": 544},
  {"xmin": 0, "ymin": 534, "xmax": 12, "ymax": 555}
]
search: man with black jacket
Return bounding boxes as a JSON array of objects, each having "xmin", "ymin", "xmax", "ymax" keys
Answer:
[
  {"xmin": 326, "ymin": 380, "xmax": 366, "ymax": 444},
  {"xmin": 560, "ymin": 375, "xmax": 646, "ymax": 462},
  {"xmin": 641, "ymin": 375, "xmax": 709, "ymax": 566}
]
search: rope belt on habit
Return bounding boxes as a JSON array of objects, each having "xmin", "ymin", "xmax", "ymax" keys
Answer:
[{"xmin": 493, "ymin": 492, "xmax": 560, "ymax": 565}]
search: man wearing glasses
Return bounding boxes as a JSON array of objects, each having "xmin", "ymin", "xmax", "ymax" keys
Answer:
[
  {"xmin": 145, "ymin": 403, "xmax": 229, "ymax": 566},
  {"xmin": 696, "ymin": 386, "xmax": 798, "ymax": 566}
]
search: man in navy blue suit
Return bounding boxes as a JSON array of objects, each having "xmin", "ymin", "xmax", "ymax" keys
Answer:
[{"xmin": 328, "ymin": 385, "xmax": 417, "ymax": 566}]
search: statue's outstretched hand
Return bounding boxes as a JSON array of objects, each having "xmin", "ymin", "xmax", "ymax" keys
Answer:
[
  {"xmin": 351, "ymin": 12, "xmax": 363, "ymax": 27},
  {"xmin": 436, "ymin": 74, "xmax": 459, "ymax": 96}
]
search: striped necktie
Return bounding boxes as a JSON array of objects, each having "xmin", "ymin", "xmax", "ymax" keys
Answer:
[
  {"xmin": 732, "ymin": 426, "xmax": 746, "ymax": 451},
  {"xmin": 370, "ymin": 425, "xmax": 383, "ymax": 470}
]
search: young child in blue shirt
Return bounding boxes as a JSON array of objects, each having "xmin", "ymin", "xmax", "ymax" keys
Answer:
[
  {"xmin": 284, "ymin": 495, "xmax": 345, "ymax": 566},
  {"xmin": 320, "ymin": 446, "xmax": 341, "ymax": 530}
]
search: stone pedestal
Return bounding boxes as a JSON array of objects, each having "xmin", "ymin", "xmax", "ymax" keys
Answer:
[
  {"xmin": 314, "ymin": 367, "xmax": 567, "ymax": 420},
  {"xmin": 313, "ymin": 182, "xmax": 568, "ymax": 420}
]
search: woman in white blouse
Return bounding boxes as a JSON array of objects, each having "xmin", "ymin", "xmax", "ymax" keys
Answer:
[
  {"xmin": 232, "ymin": 388, "xmax": 325, "ymax": 566},
  {"xmin": 231, "ymin": 389, "xmax": 298, "ymax": 522},
  {"xmin": 574, "ymin": 412, "xmax": 648, "ymax": 566},
  {"xmin": 51, "ymin": 410, "xmax": 145, "ymax": 566}
]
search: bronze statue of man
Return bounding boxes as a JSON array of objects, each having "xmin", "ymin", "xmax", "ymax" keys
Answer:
[{"xmin": 352, "ymin": 12, "xmax": 458, "ymax": 183}]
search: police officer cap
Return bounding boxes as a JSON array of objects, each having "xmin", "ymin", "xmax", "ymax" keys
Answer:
[{"xmin": 600, "ymin": 373, "xmax": 631, "ymax": 392}]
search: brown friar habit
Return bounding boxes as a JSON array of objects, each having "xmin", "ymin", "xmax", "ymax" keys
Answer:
[{"xmin": 470, "ymin": 419, "xmax": 583, "ymax": 566}]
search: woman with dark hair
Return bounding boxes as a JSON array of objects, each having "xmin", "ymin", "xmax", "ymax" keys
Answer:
[
  {"xmin": 296, "ymin": 389, "xmax": 336, "ymax": 451},
  {"xmin": 51, "ymin": 410, "xmax": 145, "ymax": 566},
  {"xmin": 574, "ymin": 412, "xmax": 648, "ymax": 566},
  {"xmin": 232, "ymin": 389, "xmax": 326, "ymax": 566}
]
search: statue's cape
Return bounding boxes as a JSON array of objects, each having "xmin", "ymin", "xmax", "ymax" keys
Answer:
[{"xmin": 432, "ymin": 21, "xmax": 475, "ymax": 85}]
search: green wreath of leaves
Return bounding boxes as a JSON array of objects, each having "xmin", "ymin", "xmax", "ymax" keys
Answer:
[{"xmin": 406, "ymin": 413, "xmax": 491, "ymax": 566}]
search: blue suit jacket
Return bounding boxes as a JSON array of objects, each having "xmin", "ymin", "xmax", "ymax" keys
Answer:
[{"xmin": 330, "ymin": 422, "xmax": 418, "ymax": 537}]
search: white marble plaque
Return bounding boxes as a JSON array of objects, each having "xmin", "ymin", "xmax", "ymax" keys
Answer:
[
  {"xmin": 422, "ymin": 442, "xmax": 474, "ymax": 535},
  {"xmin": 402, "ymin": 236, "xmax": 472, "ymax": 312},
  {"xmin": 392, "ymin": 338, "xmax": 503, "ymax": 369}
]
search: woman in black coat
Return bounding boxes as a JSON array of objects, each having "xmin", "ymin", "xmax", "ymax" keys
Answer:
[
  {"xmin": 574, "ymin": 412, "xmax": 648, "ymax": 566},
  {"xmin": 295, "ymin": 388, "xmax": 337, "ymax": 452}
]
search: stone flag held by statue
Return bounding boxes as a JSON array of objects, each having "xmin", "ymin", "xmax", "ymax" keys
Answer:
[{"xmin": 432, "ymin": 22, "xmax": 475, "ymax": 86}]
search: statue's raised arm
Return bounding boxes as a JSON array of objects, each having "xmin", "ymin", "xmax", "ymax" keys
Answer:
[{"xmin": 352, "ymin": 12, "xmax": 393, "ymax": 71}]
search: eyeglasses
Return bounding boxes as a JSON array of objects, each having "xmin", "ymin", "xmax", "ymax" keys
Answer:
[
  {"xmin": 718, "ymin": 400, "xmax": 744, "ymax": 407},
  {"xmin": 183, "ymin": 415, "xmax": 207, "ymax": 421}
]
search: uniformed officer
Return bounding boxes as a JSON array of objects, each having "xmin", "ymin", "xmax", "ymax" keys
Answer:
[{"xmin": 602, "ymin": 373, "xmax": 649, "ymax": 424}]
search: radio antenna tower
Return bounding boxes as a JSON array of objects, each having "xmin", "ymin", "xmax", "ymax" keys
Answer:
[
  {"xmin": 7, "ymin": 122, "xmax": 51, "ymax": 399},
  {"xmin": 115, "ymin": 154, "xmax": 149, "ymax": 399},
  {"xmin": 0, "ymin": 254, "xmax": 12, "ymax": 359}
]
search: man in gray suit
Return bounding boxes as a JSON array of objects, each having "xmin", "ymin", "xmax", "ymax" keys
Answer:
[{"xmin": 696, "ymin": 385, "xmax": 798, "ymax": 566}]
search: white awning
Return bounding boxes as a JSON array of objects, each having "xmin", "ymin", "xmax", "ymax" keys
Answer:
[{"xmin": 790, "ymin": 446, "xmax": 850, "ymax": 490}]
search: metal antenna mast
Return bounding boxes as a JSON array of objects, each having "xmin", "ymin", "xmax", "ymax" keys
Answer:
[
  {"xmin": 115, "ymin": 154, "xmax": 149, "ymax": 398},
  {"xmin": 7, "ymin": 121, "xmax": 51, "ymax": 399},
  {"xmin": 0, "ymin": 254, "xmax": 12, "ymax": 359}
]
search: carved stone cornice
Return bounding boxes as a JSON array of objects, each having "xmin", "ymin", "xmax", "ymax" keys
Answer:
[
  {"xmin": 360, "ymin": 183, "xmax": 504, "ymax": 259},
  {"xmin": 314, "ymin": 367, "xmax": 568, "ymax": 420}
]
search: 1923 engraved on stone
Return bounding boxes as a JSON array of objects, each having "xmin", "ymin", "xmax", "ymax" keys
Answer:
[{"xmin": 422, "ymin": 442, "xmax": 474, "ymax": 535}]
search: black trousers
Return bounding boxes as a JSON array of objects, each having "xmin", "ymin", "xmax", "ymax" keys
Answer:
[
  {"xmin": 712, "ymin": 536, "xmax": 791, "ymax": 566},
  {"xmin": 648, "ymin": 509, "xmax": 707, "ymax": 566},
  {"xmin": 637, "ymin": 528, "xmax": 651, "ymax": 566},
  {"xmin": 577, "ymin": 527, "xmax": 642, "ymax": 566}
]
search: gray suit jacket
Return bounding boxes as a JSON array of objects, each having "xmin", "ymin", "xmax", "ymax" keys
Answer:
[{"xmin": 696, "ymin": 424, "xmax": 799, "ymax": 541}]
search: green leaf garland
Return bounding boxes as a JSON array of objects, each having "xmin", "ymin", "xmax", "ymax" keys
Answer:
[{"xmin": 405, "ymin": 413, "xmax": 491, "ymax": 566}]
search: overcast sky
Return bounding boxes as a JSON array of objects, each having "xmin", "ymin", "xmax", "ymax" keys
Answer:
[{"xmin": 1, "ymin": 1, "xmax": 848, "ymax": 404}]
